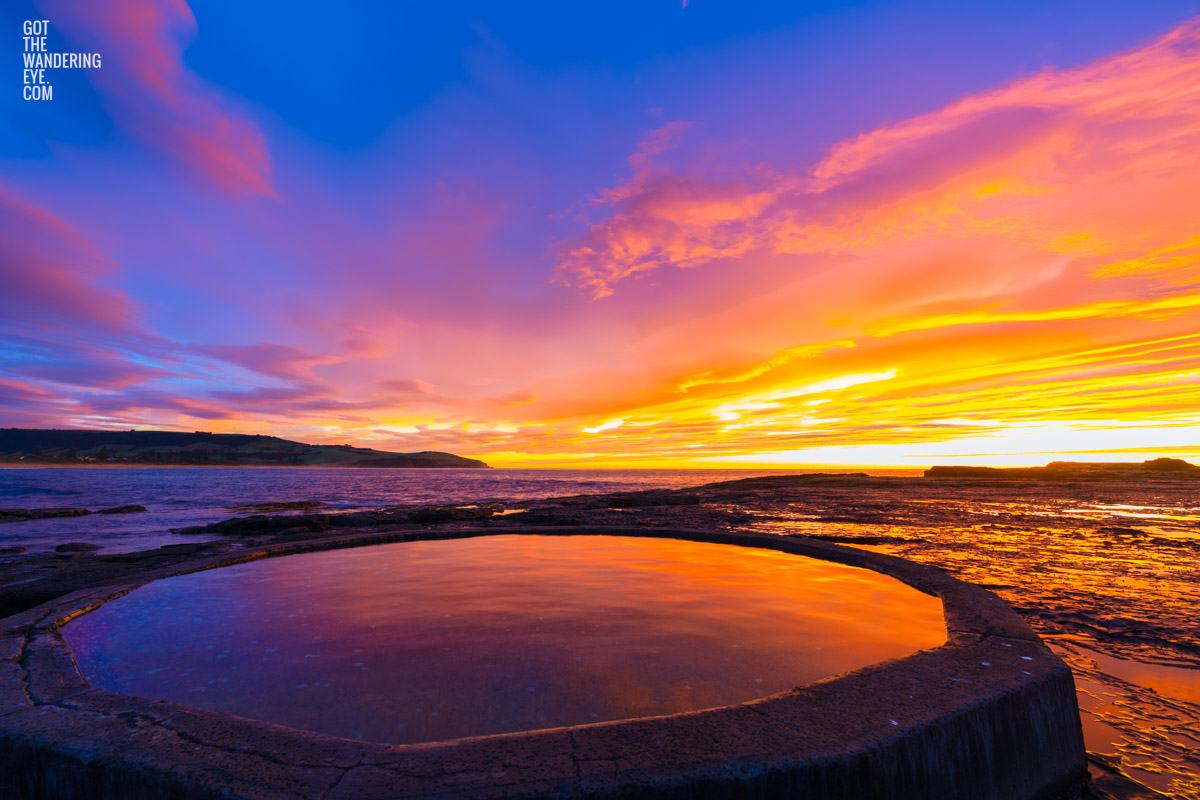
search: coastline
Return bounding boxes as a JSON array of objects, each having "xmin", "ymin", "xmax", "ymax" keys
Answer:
[
  {"xmin": 0, "ymin": 462, "xmax": 928, "ymax": 475},
  {"xmin": 0, "ymin": 463, "xmax": 495, "ymax": 469},
  {"xmin": 1, "ymin": 470, "xmax": 1196, "ymax": 795}
]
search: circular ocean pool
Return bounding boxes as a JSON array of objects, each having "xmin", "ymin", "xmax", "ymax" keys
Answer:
[{"xmin": 63, "ymin": 534, "xmax": 945, "ymax": 744}]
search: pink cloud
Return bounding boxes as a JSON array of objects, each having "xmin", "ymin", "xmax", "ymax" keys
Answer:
[
  {"xmin": 809, "ymin": 19, "xmax": 1200, "ymax": 188},
  {"xmin": 39, "ymin": 0, "xmax": 274, "ymax": 197},
  {"xmin": 14, "ymin": 359, "xmax": 171, "ymax": 390},
  {"xmin": 555, "ymin": 18, "xmax": 1200, "ymax": 298},
  {"xmin": 197, "ymin": 343, "xmax": 338, "ymax": 384},
  {"xmin": 557, "ymin": 172, "xmax": 778, "ymax": 297},
  {"xmin": 84, "ymin": 390, "xmax": 241, "ymax": 421},
  {"xmin": 208, "ymin": 385, "xmax": 326, "ymax": 409},
  {"xmin": 625, "ymin": 120, "xmax": 695, "ymax": 171},
  {"xmin": 0, "ymin": 378, "xmax": 55, "ymax": 409},
  {"xmin": 376, "ymin": 378, "xmax": 436, "ymax": 395},
  {"xmin": 0, "ymin": 183, "xmax": 142, "ymax": 337}
]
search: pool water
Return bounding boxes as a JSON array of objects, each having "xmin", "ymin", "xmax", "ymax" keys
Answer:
[{"xmin": 64, "ymin": 534, "xmax": 945, "ymax": 744}]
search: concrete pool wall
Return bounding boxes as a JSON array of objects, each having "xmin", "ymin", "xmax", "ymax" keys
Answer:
[{"xmin": 0, "ymin": 527, "xmax": 1087, "ymax": 799}]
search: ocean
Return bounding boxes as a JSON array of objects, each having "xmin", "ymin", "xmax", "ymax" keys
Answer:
[{"xmin": 0, "ymin": 466, "xmax": 914, "ymax": 553}]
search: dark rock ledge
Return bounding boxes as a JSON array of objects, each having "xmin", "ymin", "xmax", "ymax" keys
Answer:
[{"xmin": 0, "ymin": 506, "xmax": 146, "ymax": 524}]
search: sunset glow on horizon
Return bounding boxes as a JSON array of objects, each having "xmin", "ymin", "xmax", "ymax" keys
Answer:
[{"xmin": 5, "ymin": 1, "xmax": 1200, "ymax": 467}]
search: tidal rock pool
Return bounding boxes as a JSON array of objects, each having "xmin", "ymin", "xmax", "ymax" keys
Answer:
[{"xmin": 63, "ymin": 534, "xmax": 945, "ymax": 744}]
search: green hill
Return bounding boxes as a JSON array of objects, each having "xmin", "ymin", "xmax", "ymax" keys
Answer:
[{"xmin": 0, "ymin": 428, "xmax": 488, "ymax": 468}]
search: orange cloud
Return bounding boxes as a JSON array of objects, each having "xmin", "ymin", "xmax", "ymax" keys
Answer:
[
  {"xmin": 511, "ymin": 19, "xmax": 1200, "ymax": 464},
  {"xmin": 557, "ymin": 19, "xmax": 1200, "ymax": 299}
]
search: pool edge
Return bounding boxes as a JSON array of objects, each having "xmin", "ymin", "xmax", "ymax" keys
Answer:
[{"xmin": 0, "ymin": 527, "xmax": 1088, "ymax": 799}]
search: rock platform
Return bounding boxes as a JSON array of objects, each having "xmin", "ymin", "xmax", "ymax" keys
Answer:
[{"xmin": 0, "ymin": 526, "xmax": 1087, "ymax": 799}]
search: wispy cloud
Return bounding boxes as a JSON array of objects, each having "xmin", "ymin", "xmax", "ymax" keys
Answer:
[
  {"xmin": 40, "ymin": 0, "xmax": 275, "ymax": 196},
  {"xmin": 556, "ymin": 19, "xmax": 1200, "ymax": 300}
]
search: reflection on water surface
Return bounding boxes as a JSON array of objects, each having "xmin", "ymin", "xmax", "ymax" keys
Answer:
[{"xmin": 64, "ymin": 534, "xmax": 945, "ymax": 744}]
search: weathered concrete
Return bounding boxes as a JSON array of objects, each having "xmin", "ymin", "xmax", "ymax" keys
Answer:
[{"xmin": 0, "ymin": 527, "xmax": 1087, "ymax": 799}]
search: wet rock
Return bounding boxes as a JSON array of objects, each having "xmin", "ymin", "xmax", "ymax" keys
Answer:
[
  {"xmin": 603, "ymin": 492, "xmax": 701, "ymax": 509},
  {"xmin": 499, "ymin": 511, "xmax": 580, "ymax": 526},
  {"xmin": 97, "ymin": 505, "xmax": 147, "ymax": 515},
  {"xmin": 103, "ymin": 551, "xmax": 171, "ymax": 563},
  {"xmin": 330, "ymin": 513, "xmax": 385, "ymax": 527},
  {"xmin": 1085, "ymin": 754, "xmax": 1170, "ymax": 799},
  {"xmin": 54, "ymin": 542, "xmax": 102, "ymax": 553},
  {"xmin": 408, "ymin": 508, "xmax": 455, "ymax": 523},
  {"xmin": 660, "ymin": 494, "xmax": 701, "ymax": 506},
  {"xmin": 155, "ymin": 543, "xmax": 214, "ymax": 556},
  {"xmin": 206, "ymin": 513, "xmax": 332, "ymax": 536},
  {"xmin": 269, "ymin": 527, "xmax": 323, "ymax": 543},
  {"xmin": 404, "ymin": 507, "xmax": 493, "ymax": 524},
  {"xmin": 803, "ymin": 534, "xmax": 923, "ymax": 546},
  {"xmin": 1097, "ymin": 527, "xmax": 1145, "ymax": 537},
  {"xmin": 212, "ymin": 514, "xmax": 271, "ymax": 534},
  {"xmin": 175, "ymin": 507, "xmax": 423, "ymax": 537},
  {"xmin": 38, "ymin": 508, "xmax": 92, "ymax": 519},
  {"xmin": 0, "ymin": 507, "xmax": 91, "ymax": 523},
  {"xmin": 459, "ymin": 506, "xmax": 496, "ymax": 519},
  {"xmin": 603, "ymin": 496, "xmax": 639, "ymax": 509},
  {"xmin": 225, "ymin": 500, "xmax": 327, "ymax": 513}
]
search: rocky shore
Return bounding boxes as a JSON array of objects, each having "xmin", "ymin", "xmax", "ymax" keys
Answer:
[
  {"xmin": 2, "ymin": 472, "xmax": 1198, "ymax": 797},
  {"xmin": 0, "ymin": 506, "xmax": 146, "ymax": 525}
]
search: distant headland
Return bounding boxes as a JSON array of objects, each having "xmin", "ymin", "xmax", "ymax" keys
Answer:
[
  {"xmin": 925, "ymin": 457, "xmax": 1197, "ymax": 480},
  {"xmin": 0, "ymin": 428, "xmax": 488, "ymax": 468}
]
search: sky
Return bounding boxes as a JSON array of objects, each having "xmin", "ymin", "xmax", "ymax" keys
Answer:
[{"xmin": 3, "ymin": 0, "xmax": 1200, "ymax": 468}]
